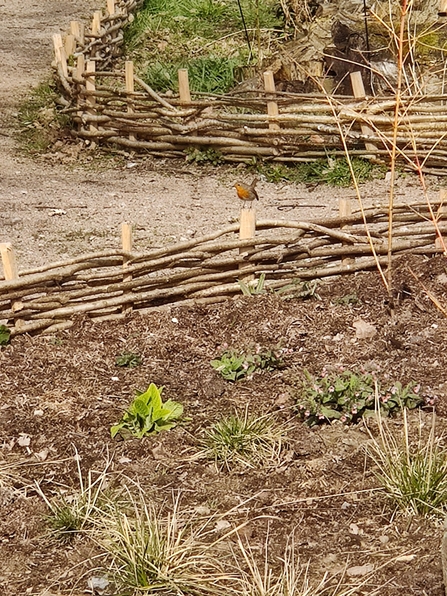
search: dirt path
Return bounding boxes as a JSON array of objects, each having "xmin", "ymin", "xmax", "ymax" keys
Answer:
[{"xmin": 0, "ymin": 0, "xmax": 441, "ymax": 271}]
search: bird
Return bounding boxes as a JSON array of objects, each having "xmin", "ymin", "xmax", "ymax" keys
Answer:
[{"xmin": 233, "ymin": 178, "xmax": 259, "ymax": 207}]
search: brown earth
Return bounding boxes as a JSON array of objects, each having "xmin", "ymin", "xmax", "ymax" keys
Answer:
[{"xmin": 2, "ymin": 2, "xmax": 447, "ymax": 596}]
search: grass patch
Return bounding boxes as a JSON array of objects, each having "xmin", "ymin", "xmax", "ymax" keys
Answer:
[
  {"xmin": 17, "ymin": 80, "xmax": 66, "ymax": 154},
  {"xmin": 124, "ymin": 0, "xmax": 283, "ymax": 93},
  {"xmin": 199, "ymin": 410, "xmax": 286, "ymax": 469},
  {"xmin": 366, "ymin": 409, "xmax": 447, "ymax": 516},
  {"xmin": 102, "ymin": 492, "xmax": 231, "ymax": 595},
  {"xmin": 256, "ymin": 156, "xmax": 386, "ymax": 187}
]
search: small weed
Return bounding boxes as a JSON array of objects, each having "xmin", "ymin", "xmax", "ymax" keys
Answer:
[
  {"xmin": 111, "ymin": 383, "xmax": 183, "ymax": 439},
  {"xmin": 296, "ymin": 369, "xmax": 424, "ymax": 426},
  {"xmin": 238, "ymin": 273, "xmax": 266, "ymax": 296},
  {"xmin": 211, "ymin": 345, "xmax": 285, "ymax": 382},
  {"xmin": 200, "ymin": 410, "xmax": 285, "ymax": 469},
  {"xmin": 366, "ymin": 410, "xmax": 447, "ymax": 516},
  {"xmin": 335, "ymin": 293, "xmax": 361, "ymax": 305},
  {"xmin": 0, "ymin": 325, "xmax": 11, "ymax": 346},
  {"xmin": 275, "ymin": 279, "xmax": 320, "ymax": 300},
  {"xmin": 185, "ymin": 147, "xmax": 224, "ymax": 165},
  {"xmin": 115, "ymin": 352, "xmax": 142, "ymax": 368},
  {"xmin": 35, "ymin": 452, "xmax": 114, "ymax": 543}
]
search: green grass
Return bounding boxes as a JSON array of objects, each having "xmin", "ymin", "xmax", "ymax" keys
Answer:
[
  {"xmin": 366, "ymin": 409, "xmax": 447, "ymax": 516},
  {"xmin": 17, "ymin": 80, "xmax": 66, "ymax": 154},
  {"xmin": 256, "ymin": 156, "xmax": 386, "ymax": 187},
  {"xmin": 124, "ymin": 0, "xmax": 283, "ymax": 94},
  {"xmin": 199, "ymin": 410, "xmax": 286, "ymax": 469}
]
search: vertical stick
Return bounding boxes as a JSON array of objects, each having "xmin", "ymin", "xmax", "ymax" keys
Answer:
[
  {"xmin": 70, "ymin": 20, "xmax": 85, "ymax": 45},
  {"xmin": 122, "ymin": 222, "xmax": 133, "ymax": 313},
  {"xmin": 0, "ymin": 243, "xmax": 18, "ymax": 280},
  {"xmin": 178, "ymin": 69, "xmax": 191, "ymax": 104},
  {"xmin": 0, "ymin": 243, "xmax": 24, "ymax": 327},
  {"xmin": 263, "ymin": 71, "xmax": 280, "ymax": 131},
  {"xmin": 350, "ymin": 71, "xmax": 377, "ymax": 152},
  {"xmin": 64, "ymin": 34, "xmax": 76, "ymax": 57},
  {"xmin": 439, "ymin": 0, "xmax": 447, "ymax": 15},
  {"xmin": 125, "ymin": 61, "xmax": 136, "ymax": 141},
  {"xmin": 76, "ymin": 54, "xmax": 85, "ymax": 81},
  {"xmin": 436, "ymin": 189, "xmax": 447, "ymax": 250},
  {"xmin": 339, "ymin": 198, "xmax": 355, "ymax": 266},
  {"xmin": 86, "ymin": 60, "xmax": 97, "ymax": 132},
  {"xmin": 52, "ymin": 33, "xmax": 68, "ymax": 78},
  {"xmin": 92, "ymin": 11, "xmax": 102, "ymax": 35},
  {"xmin": 107, "ymin": 0, "xmax": 115, "ymax": 16},
  {"xmin": 239, "ymin": 209, "xmax": 256, "ymax": 281}
]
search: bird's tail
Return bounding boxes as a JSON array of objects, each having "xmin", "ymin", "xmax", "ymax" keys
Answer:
[{"xmin": 250, "ymin": 177, "xmax": 259, "ymax": 189}]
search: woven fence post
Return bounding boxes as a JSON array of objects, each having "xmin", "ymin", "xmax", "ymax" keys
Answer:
[
  {"xmin": 350, "ymin": 71, "xmax": 377, "ymax": 152},
  {"xmin": 263, "ymin": 70, "xmax": 280, "ymax": 131},
  {"xmin": 86, "ymin": 60, "xmax": 97, "ymax": 133},
  {"xmin": 178, "ymin": 69, "xmax": 191, "ymax": 104},
  {"xmin": 125, "ymin": 61, "xmax": 136, "ymax": 141},
  {"xmin": 339, "ymin": 198, "xmax": 354, "ymax": 266},
  {"xmin": 107, "ymin": 0, "xmax": 115, "ymax": 16},
  {"xmin": 239, "ymin": 209, "xmax": 256, "ymax": 281},
  {"xmin": 52, "ymin": 33, "xmax": 68, "ymax": 78},
  {"xmin": 0, "ymin": 243, "xmax": 24, "ymax": 329},
  {"xmin": 122, "ymin": 222, "xmax": 133, "ymax": 314}
]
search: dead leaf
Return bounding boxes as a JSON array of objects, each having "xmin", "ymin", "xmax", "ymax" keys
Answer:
[{"xmin": 347, "ymin": 563, "xmax": 374, "ymax": 576}]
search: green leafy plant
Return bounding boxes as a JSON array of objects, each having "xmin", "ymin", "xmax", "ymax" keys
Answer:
[
  {"xmin": 275, "ymin": 279, "xmax": 320, "ymax": 301},
  {"xmin": 211, "ymin": 345, "xmax": 285, "ymax": 382},
  {"xmin": 185, "ymin": 147, "xmax": 224, "ymax": 165},
  {"xmin": 257, "ymin": 157, "xmax": 385, "ymax": 187},
  {"xmin": 199, "ymin": 410, "xmax": 285, "ymax": 469},
  {"xmin": 0, "ymin": 325, "xmax": 11, "ymax": 346},
  {"xmin": 111, "ymin": 383, "xmax": 183, "ymax": 439},
  {"xmin": 115, "ymin": 352, "xmax": 142, "ymax": 368},
  {"xmin": 366, "ymin": 409, "xmax": 447, "ymax": 516},
  {"xmin": 238, "ymin": 273, "xmax": 266, "ymax": 296},
  {"xmin": 297, "ymin": 369, "xmax": 424, "ymax": 427}
]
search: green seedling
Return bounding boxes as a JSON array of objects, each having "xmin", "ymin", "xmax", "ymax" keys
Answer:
[
  {"xmin": 111, "ymin": 383, "xmax": 183, "ymax": 439},
  {"xmin": 0, "ymin": 325, "xmax": 11, "ymax": 346},
  {"xmin": 211, "ymin": 345, "xmax": 285, "ymax": 382},
  {"xmin": 238, "ymin": 273, "xmax": 266, "ymax": 296},
  {"xmin": 115, "ymin": 352, "xmax": 142, "ymax": 368}
]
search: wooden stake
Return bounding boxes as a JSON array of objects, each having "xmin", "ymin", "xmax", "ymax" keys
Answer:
[
  {"xmin": 86, "ymin": 60, "xmax": 97, "ymax": 132},
  {"xmin": 122, "ymin": 222, "xmax": 133, "ymax": 313},
  {"xmin": 350, "ymin": 71, "xmax": 378, "ymax": 152},
  {"xmin": 239, "ymin": 209, "xmax": 256, "ymax": 281},
  {"xmin": 435, "ymin": 189, "xmax": 447, "ymax": 250},
  {"xmin": 178, "ymin": 69, "xmax": 191, "ymax": 104},
  {"xmin": 339, "ymin": 198, "xmax": 355, "ymax": 266},
  {"xmin": 64, "ymin": 34, "xmax": 76, "ymax": 57},
  {"xmin": 0, "ymin": 243, "xmax": 18, "ymax": 281},
  {"xmin": 52, "ymin": 33, "xmax": 68, "ymax": 78},
  {"xmin": 439, "ymin": 0, "xmax": 447, "ymax": 15},
  {"xmin": 76, "ymin": 54, "xmax": 85, "ymax": 81},
  {"xmin": 107, "ymin": 0, "xmax": 115, "ymax": 16},
  {"xmin": 92, "ymin": 11, "xmax": 102, "ymax": 36},
  {"xmin": 263, "ymin": 71, "xmax": 280, "ymax": 131},
  {"xmin": 126, "ymin": 61, "xmax": 136, "ymax": 141}
]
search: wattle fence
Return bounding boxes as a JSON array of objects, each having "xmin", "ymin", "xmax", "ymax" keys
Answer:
[
  {"xmin": 1, "ymin": 200, "xmax": 445, "ymax": 336},
  {"xmin": 51, "ymin": 0, "xmax": 447, "ymax": 172}
]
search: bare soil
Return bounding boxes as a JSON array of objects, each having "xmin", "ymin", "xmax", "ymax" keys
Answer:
[{"xmin": 1, "ymin": 2, "xmax": 447, "ymax": 596}]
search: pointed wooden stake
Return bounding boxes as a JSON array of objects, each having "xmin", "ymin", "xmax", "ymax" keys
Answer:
[
  {"xmin": 350, "ymin": 72, "xmax": 378, "ymax": 152},
  {"xmin": 263, "ymin": 71, "xmax": 280, "ymax": 131},
  {"xmin": 122, "ymin": 223, "xmax": 133, "ymax": 313},
  {"xmin": 239, "ymin": 208, "xmax": 256, "ymax": 281},
  {"xmin": 178, "ymin": 69, "xmax": 191, "ymax": 104}
]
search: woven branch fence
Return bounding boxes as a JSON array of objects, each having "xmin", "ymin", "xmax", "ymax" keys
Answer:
[
  {"xmin": 1, "ymin": 200, "xmax": 445, "ymax": 337},
  {"xmin": 52, "ymin": 0, "xmax": 447, "ymax": 171}
]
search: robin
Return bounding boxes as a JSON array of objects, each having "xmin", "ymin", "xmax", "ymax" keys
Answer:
[{"xmin": 234, "ymin": 178, "xmax": 259, "ymax": 207}]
